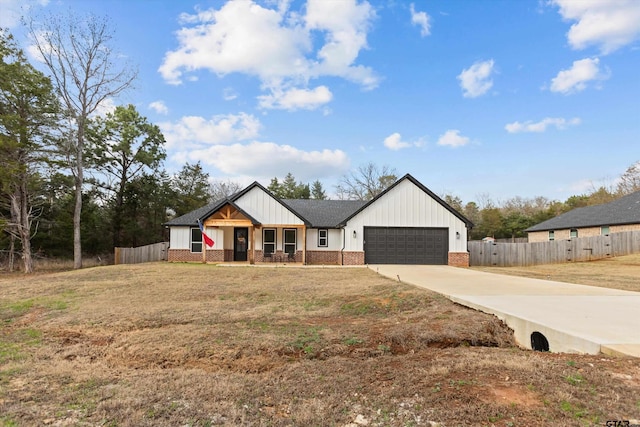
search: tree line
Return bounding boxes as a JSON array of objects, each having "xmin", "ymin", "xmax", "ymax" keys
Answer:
[
  {"xmin": 0, "ymin": 19, "xmax": 244, "ymax": 272},
  {"xmin": 444, "ymin": 163, "xmax": 640, "ymax": 241},
  {"xmin": 2, "ymin": 13, "xmax": 639, "ymax": 273}
]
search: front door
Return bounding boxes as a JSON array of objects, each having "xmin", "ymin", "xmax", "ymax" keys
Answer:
[{"xmin": 234, "ymin": 227, "xmax": 248, "ymax": 261}]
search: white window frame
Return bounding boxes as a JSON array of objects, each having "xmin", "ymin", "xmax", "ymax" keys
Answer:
[
  {"xmin": 263, "ymin": 228, "xmax": 276, "ymax": 254},
  {"xmin": 570, "ymin": 228, "xmax": 578, "ymax": 239},
  {"xmin": 318, "ymin": 229, "xmax": 328, "ymax": 247},
  {"xmin": 191, "ymin": 227, "xmax": 202, "ymax": 253},
  {"xmin": 548, "ymin": 230, "xmax": 555, "ymax": 241},
  {"xmin": 601, "ymin": 226, "xmax": 610, "ymax": 235},
  {"xmin": 284, "ymin": 228, "xmax": 297, "ymax": 255}
]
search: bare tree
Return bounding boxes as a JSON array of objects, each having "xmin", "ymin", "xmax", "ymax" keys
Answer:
[
  {"xmin": 335, "ymin": 162, "xmax": 398, "ymax": 200},
  {"xmin": 26, "ymin": 12, "xmax": 137, "ymax": 268},
  {"xmin": 210, "ymin": 179, "xmax": 243, "ymax": 202},
  {"xmin": 617, "ymin": 161, "xmax": 640, "ymax": 195}
]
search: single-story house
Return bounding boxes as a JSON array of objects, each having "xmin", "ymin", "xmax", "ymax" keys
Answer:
[
  {"xmin": 165, "ymin": 174, "xmax": 473, "ymax": 266},
  {"xmin": 526, "ymin": 190, "xmax": 640, "ymax": 242}
]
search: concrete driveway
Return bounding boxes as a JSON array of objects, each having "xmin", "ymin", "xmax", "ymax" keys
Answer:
[{"xmin": 371, "ymin": 265, "xmax": 640, "ymax": 357}]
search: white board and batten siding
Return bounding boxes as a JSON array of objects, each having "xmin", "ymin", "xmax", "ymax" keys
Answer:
[
  {"xmin": 305, "ymin": 228, "xmax": 343, "ymax": 251},
  {"xmin": 235, "ymin": 187, "xmax": 305, "ymax": 226},
  {"xmin": 343, "ymin": 179, "xmax": 468, "ymax": 252},
  {"xmin": 169, "ymin": 226, "xmax": 220, "ymax": 250}
]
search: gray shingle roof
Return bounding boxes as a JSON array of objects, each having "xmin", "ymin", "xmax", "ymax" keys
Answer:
[
  {"xmin": 165, "ymin": 198, "xmax": 365, "ymax": 228},
  {"xmin": 525, "ymin": 190, "xmax": 640, "ymax": 232},
  {"xmin": 282, "ymin": 199, "xmax": 367, "ymax": 228},
  {"xmin": 165, "ymin": 174, "xmax": 473, "ymax": 229},
  {"xmin": 165, "ymin": 200, "xmax": 224, "ymax": 226}
]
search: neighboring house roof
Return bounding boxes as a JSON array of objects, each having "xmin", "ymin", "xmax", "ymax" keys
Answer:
[
  {"xmin": 165, "ymin": 173, "xmax": 474, "ymax": 229},
  {"xmin": 283, "ymin": 199, "xmax": 367, "ymax": 228},
  {"xmin": 525, "ymin": 190, "xmax": 640, "ymax": 232}
]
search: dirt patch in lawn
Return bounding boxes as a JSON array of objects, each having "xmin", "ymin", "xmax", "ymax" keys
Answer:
[
  {"xmin": 472, "ymin": 253, "xmax": 640, "ymax": 292},
  {"xmin": 1, "ymin": 263, "xmax": 639, "ymax": 426}
]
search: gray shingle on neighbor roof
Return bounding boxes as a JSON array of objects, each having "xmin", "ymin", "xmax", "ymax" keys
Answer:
[
  {"xmin": 282, "ymin": 199, "xmax": 367, "ymax": 228},
  {"xmin": 525, "ymin": 190, "xmax": 640, "ymax": 232}
]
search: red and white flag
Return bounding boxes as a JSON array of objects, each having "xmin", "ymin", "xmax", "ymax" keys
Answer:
[{"xmin": 197, "ymin": 219, "xmax": 215, "ymax": 247}]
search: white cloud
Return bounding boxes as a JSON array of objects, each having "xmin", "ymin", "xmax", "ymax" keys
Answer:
[
  {"xmin": 223, "ymin": 87, "xmax": 238, "ymax": 101},
  {"xmin": 410, "ymin": 3, "xmax": 431, "ymax": 37},
  {"xmin": 0, "ymin": 0, "xmax": 49, "ymax": 28},
  {"xmin": 383, "ymin": 132, "xmax": 422, "ymax": 151},
  {"xmin": 305, "ymin": 0, "xmax": 378, "ymax": 89},
  {"xmin": 437, "ymin": 130, "xmax": 469, "ymax": 148},
  {"xmin": 505, "ymin": 117, "xmax": 581, "ymax": 133},
  {"xmin": 549, "ymin": 57, "xmax": 608, "ymax": 94},
  {"xmin": 158, "ymin": 0, "xmax": 378, "ymax": 109},
  {"xmin": 176, "ymin": 141, "xmax": 350, "ymax": 181},
  {"xmin": 91, "ymin": 98, "xmax": 117, "ymax": 117},
  {"xmin": 149, "ymin": 100, "xmax": 169, "ymax": 115},
  {"xmin": 159, "ymin": 113, "xmax": 261, "ymax": 149},
  {"xmin": 551, "ymin": 0, "xmax": 640, "ymax": 54},
  {"xmin": 457, "ymin": 59, "xmax": 495, "ymax": 98},
  {"xmin": 257, "ymin": 85, "xmax": 333, "ymax": 110}
]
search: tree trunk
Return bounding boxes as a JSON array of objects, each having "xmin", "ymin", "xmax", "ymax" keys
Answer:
[
  {"xmin": 10, "ymin": 183, "xmax": 34, "ymax": 274},
  {"xmin": 8, "ymin": 234, "xmax": 15, "ymax": 272},
  {"xmin": 73, "ymin": 170, "xmax": 83, "ymax": 269},
  {"xmin": 73, "ymin": 124, "xmax": 84, "ymax": 269}
]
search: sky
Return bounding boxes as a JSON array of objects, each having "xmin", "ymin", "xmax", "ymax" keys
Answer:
[{"xmin": 3, "ymin": 0, "xmax": 640, "ymax": 203}]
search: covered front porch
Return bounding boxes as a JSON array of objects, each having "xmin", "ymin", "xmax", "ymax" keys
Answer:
[{"xmin": 200, "ymin": 202, "xmax": 307, "ymax": 264}]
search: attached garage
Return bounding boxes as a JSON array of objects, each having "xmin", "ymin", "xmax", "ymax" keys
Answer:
[
  {"xmin": 364, "ymin": 227, "xmax": 449, "ymax": 265},
  {"xmin": 166, "ymin": 174, "xmax": 473, "ymax": 266}
]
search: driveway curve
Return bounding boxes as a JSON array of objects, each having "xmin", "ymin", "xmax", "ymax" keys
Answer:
[{"xmin": 371, "ymin": 265, "xmax": 640, "ymax": 357}]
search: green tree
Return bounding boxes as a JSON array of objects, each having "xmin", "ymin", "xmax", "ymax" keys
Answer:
[
  {"xmin": 120, "ymin": 171, "xmax": 173, "ymax": 247},
  {"xmin": 443, "ymin": 194, "xmax": 463, "ymax": 214},
  {"xmin": 477, "ymin": 207, "xmax": 503, "ymax": 239},
  {"xmin": 268, "ymin": 172, "xmax": 311, "ymax": 199},
  {"xmin": 502, "ymin": 212, "xmax": 535, "ymax": 240},
  {"xmin": 172, "ymin": 162, "xmax": 209, "ymax": 217},
  {"xmin": 0, "ymin": 30, "xmax": 60, "ymax": 273},
  {"xmin": 311, "ymin": 180, "xmax": 327, "ymax": 200},
  {"xmin": 87, "ymin": 104, "xmax": 165, "ymax": 247}
]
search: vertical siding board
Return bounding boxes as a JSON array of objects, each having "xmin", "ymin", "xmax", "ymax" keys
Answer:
[
  {"xmin": 345, "ymin": 179, "xmax": 469, "ymax": 255},
  {"xmin": 236, "ymin": 187, "xmax": 304, "ymax": 225}
]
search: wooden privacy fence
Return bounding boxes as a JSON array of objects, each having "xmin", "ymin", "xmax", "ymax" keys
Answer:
[
  {"xmin": 469, "ymin": 231, "xmax": 640, "ymax": 267},
  {"xmin": 114, "ymin": 242, "xmax": 169, "ymax": 265}
]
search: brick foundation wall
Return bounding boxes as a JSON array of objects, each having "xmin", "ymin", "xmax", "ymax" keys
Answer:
[
  {"xmin": 342, "ymin": 251, "xmax": 365, "ymax": 265},
  {"xmin": 168, "ymin": 249, "xmax": 225, "ymax": 262},
  {"xmin": 306, "ymin": 251, "xmax": 341, "ymax": 265},
  {"xmin": 448, "ymin": 252, "xmax": 469, "ymax": 267}
]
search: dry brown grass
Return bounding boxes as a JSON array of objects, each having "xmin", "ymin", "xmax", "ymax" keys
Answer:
[
  {"xmin": 1, "ymin": 263, "xmax": 639, "ymax": 426},
  {"xmin": 472, "ymin": 253, "xmax": 640, "ymax": 292}
]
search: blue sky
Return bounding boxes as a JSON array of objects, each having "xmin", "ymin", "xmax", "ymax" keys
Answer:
[{"xmin": 4, "ymin": 0, "xmax": 639, "ymax": 202}]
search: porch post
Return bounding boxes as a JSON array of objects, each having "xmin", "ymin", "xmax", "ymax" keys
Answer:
[
  {"xmin": 301, "ymin": 226, "xmax": 306, "ymax": 265},
  {"xmin": 202, "ymin": 224, "xmax": 207, "ymax": 264},
  {"xmin": 250, "ymin": 225, "xmax": 255, "ymax": 264}
]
